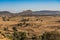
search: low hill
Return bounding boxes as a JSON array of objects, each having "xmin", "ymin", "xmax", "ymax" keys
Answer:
[{"xmin": 0, "ymin": 10, "xmax": 60, "ymax": 16}]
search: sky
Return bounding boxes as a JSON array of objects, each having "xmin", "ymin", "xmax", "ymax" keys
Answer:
[{"xmin": 0, "ymin": 0, "xmax": 60, "ymax": 13}]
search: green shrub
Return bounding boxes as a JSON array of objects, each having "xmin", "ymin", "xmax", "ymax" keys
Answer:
[
  {"xmin": 41, "ymin": 31, "xmax": 60, "ymax": 40},
  {"xmin": 12, "ymin": 32, "xmax": 27, "ymax": 40},
  {"xmin": 4, "ymin": 27, "xmax": 8, "ymax": 31},
  {"xmin": 12, "ymin": 27, "xmax": 17, "ymax": 31}
]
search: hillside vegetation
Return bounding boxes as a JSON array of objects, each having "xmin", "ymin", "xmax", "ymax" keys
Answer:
[{"xmin": 0, "ymin": 15, "xmax": 60, "ymax": 40}]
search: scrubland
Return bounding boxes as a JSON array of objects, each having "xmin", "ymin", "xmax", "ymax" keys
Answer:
[{"xmin": 0, "ymin": 15, "xmax": 60, "ymax": 40}]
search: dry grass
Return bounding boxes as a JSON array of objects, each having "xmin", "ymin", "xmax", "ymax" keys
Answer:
[{"xmin": 0, "ymin": 16, "xmax": 60, "ymax": 40}]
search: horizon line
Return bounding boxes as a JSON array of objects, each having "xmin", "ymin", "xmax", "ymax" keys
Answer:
[{"xmin": 0, "ymin": 9, "xmax": 60, "ymax": 13}]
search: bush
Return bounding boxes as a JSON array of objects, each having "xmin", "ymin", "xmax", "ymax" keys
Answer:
[
  {"xmin": 12, "ymin": 27, "xmax": 17, "ymax": 31},
  {"xmin": 2, "ymin": 16, "xmax": 6, "ymax": 21},
  {"xmin": 4, "ymin": 27, "xmax": 8, "ymax": 31},
  {"xmin": 41, "ymin": 31, "xmax": 60, "ymax": 40},
  {"xmin": 2, "ymin": 16, "xmax": 9, "ymax": 21},
  {"xmin": 21, "ymin": 19, "xmax": 29, "ymax": 22},
  {"xmin": 12, "ymin": 32, "xmax": 27, "ymax": 40}
]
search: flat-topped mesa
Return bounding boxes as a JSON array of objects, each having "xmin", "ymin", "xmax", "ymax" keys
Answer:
[
  {"xmin": 22, "ymin": 10, "xmax": 32, "ymax": 14},
  {"xmin": 23, "ymin": 10, "xmax": 32, "ymax": 13}
]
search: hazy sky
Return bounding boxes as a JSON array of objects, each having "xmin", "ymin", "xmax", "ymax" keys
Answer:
[{"xmin": 0, "ymin": 0, "xmax": 60, "ymax": 13}]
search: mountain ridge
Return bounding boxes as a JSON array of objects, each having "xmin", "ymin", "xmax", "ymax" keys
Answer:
[{"xmin": 0, "ymin": 10, "xmax": 60, "ymax": 16}]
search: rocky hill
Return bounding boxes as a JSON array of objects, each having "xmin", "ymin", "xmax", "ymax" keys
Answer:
[{"xmin": 0, "ymin": 10, "xmax": 60, "ymax": 16}]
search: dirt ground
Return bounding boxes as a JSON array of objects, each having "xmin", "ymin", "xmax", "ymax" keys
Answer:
[{"xmin": 0, "ymin": 16, "xmax": 60, "ymax": 40}]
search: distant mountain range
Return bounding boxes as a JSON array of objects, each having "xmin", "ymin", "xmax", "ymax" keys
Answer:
[{"xmin": 0, "ymin": 10, "xmax": 60, "ymax": 16}]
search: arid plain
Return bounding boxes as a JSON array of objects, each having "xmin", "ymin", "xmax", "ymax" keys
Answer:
[{"xmin": 0, "ymin": 15, "xmax": 60, "ymax": 40}]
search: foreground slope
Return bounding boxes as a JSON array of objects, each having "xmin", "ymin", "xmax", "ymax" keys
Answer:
[{"xmin": 0, "ymin": 15, "xmax": 60, "ymax": 40}]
